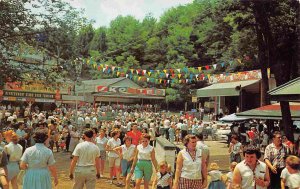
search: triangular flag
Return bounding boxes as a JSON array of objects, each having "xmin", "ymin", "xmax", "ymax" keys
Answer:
[
  {"xmin": 157, "ymin": 70, "xmax": 160, "ymax": 73},
  {"xmin": 176, "ymin": 69, "xmax": 181, "ymax": 73},
  {"xmin": 97, "ymin": 65, "xmax": 101, "ymax": 71},
  {"xmin": 186, "ymin": 79, "xmax": 189, "ymax": 83},
  {"xmin": 178, "ymin": 74, "xmax": 181, "ymax": 79},
  {"xmin": 147, "ymin": 78, "xmax": 150, "ymax": 82},
  {"xmin": 136, "ymin": 70, "xmax": 139, "ymax": 75},
  {"xmin": 166, "ymin": 73, "xmax": 169, "ymax": 78},
  {"xmin": 117, "ymin": 72, "xmax": 120, "ymax": 76},
  {"xmin": 213, "ymin": 64, "xmax": 217, "ymax": 69},
  {"xmin": 198, "ymin": 67, "xmax": 202, "ymax": 72},
  {"xmin": 102, "ymin": 68, "xmax": 106, "ymax": 72},
  {"xmin": 126, "ymin": 74, "xmax": 129, "ymax": 78},
  {"xmin": 86, "ymin": 59, "xmax": 90, "ymax": 65},
  {"xmin": 159, "ymin": 79, "xmax": 162, "ymax": 83},
  {"xmin": 143, "ymin": 70, "xmax": 147, "ymax": 75},
  {"xmin": 138, "ymin": 77, "xmax": 141, "ymax": 81},
  {"xmin": 148, "ymin": 72, "xmax": 151, "ymax": 76},
  {"xmin": 112, "ymin": 66, "xmax": 116, "ymax": 72},
  {"xmin": 163, "ymin": 69, "xmax": 167, "ymax": 74},
  {"xmin": 205, "ymin": 65, "xmax": 210, "ymax": 70},
  {"xmin": 130, "ymin": 69, "xmax": 134, "ymax": 74},
  {"xmin": 207, "ymin": 74, "xmax": 211, "ymax": 79},
  {"xmin": 221, "ymin": 62, "xmax": 225, "ymax": 67},
  {"xmin": 237, "ymin": 59, "xmax": 242, "ymax": 64}
]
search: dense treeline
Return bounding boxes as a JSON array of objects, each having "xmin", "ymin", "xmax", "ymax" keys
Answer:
[{"xmin": 1, "ymin": 0, "xmax": 299, "ymax": 135}]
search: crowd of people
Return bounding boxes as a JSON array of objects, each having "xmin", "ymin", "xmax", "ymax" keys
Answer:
[{"xmin": 0, "ymin": 103, "xmax": 300, "ymax": 189}]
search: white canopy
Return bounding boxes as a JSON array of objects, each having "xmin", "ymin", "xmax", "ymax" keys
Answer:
[{"xmin": 219, "ymin": 113, "xmax": 249, "ymax": 122}]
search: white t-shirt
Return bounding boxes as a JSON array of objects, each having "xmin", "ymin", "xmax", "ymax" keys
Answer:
[
  {"xmin": 72, "ymin": 141, "xmax": 100, "ymax": 166},
  {"xmin": 96, "ymin": 137, "xmax": 108, "ymax": 151},
  {"xmin": 107, "ymin": 138, "xmax": 121, "ymax": 157},
  {"xmin": 281, "ymin": 168, "xmax": 300, "ymax": 188},
  {"xmin": 163, "ymin": 119, "xmax": 170, "ymax": 129},
  {"xmin": 121, "ymin": 144, "xmax": 136, "ymax": 161},
  {"xmin": 5, "ymin": 142, "xmax": 23, "ymax": 162},
  {"xmin": 288, "ymin": 172, "xmax": 300, "ymax": 189}
]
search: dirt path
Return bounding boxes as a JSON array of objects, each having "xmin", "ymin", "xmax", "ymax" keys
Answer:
[{"xmin": 18, "ymin": 140, "xmax": 231, "ymax": 189}]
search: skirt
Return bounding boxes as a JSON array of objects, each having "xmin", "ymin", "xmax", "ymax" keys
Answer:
[
  {"xmin": 22, "ymin": 168, "xmax": 52, "ymax": 189},
  {"xmin": 208, "ymin": 180, "xmax": 226, "ymax": 189},
  {"xmin": 7, "ymin": 162, "xmax": 20, "ymax": 181}
]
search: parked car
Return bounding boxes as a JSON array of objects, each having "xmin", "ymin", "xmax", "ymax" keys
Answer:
[{"xmin": 215, "ymin": 129, "xmax": 231, "ymax": 141}]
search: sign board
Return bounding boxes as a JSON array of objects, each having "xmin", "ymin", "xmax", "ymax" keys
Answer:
[
  {"xmin": 209, "ymin": 69, "xmax": 262, "ymax": 84},
  {"xmin": 4, "ymin": 82, "xmax": 71, "ymax": 94},
  {"xmin": 95, "ymin": 86, "xmax": 165, "ymax": 96},
  {"xmin": 3, "ymin": 90, "xmax": 57, "ymax": 99},
  {"xmin": 192, "ymin": 97, "xmax": 198, "ymax": 102},
  {"xmin": 62, "ymin": 95, "xmax": 84, "ymax": 101}
]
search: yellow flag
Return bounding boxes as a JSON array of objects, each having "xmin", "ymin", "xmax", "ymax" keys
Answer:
[
  {"xmin": 138, "ymin": 77, "xmax": 141, "ymax": 81},
  {"xmin": 267, "ymin": 68, "xmax": 270, "ymax": 78},
  {"xmin": 86, "ymin": 59, "xmax": 90, "ymax": 65},
  {"xmin": 198, "ymin": 67, "xmax": 202, "ymax": 72},
  {"xmin": 163, "ymin": 69, "xmax": 167, "ymax": 74},
  {"xmin": 159, "ymin": 79, "xmax": 162, "ymax": 83},
  {"xmin": 148, "ymin": 72, "xmax": 151, "ymax": 76},
  {"xmin": 117, "ymin": 72, "xmax": 120, "ymax": 76},
  {"xmin": 178, "ymin": 74, "xmax": 181, "ymax": 79}
]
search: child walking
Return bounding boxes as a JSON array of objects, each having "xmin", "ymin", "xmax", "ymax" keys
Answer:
[
  {"xmin": 152, "ymin": 161, "xmax": 172, "ymax": 189},
  {"xmin": 208, "ymin": 162, "xmax": 226, "ymax": 189},
  {"xmin": 225, "ymin": 162, "xmax": 237, "ymax": 189}
]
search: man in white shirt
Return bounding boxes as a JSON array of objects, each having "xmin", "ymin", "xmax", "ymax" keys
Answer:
[
  {"xmin": 163, "ymin": 117, "xmax": 171, "ymax": 140},
  {"xmin": 69, "ymin": 129, "xmax": 100, "ymax": 189},
  {"xmin": 196, "ymin": 133, "xmax": 210, "ymax": 167}
]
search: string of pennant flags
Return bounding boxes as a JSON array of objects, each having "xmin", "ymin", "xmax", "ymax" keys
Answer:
[{"xmin": 83, "ymin": 57, "xmax": 252, "ymax": 84}]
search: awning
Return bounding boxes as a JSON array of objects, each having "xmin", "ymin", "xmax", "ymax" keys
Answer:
[
  {"xmin": 268, "ymin": 77, "xmax": 300, "ymax": 101},
  {"xmin": 197, "ymin": 80, "xmax": 260, "ymax": 97},
  {"xmin": 219, "ymin": 113, "xmax": 250, "ymax": 122},
  {"xmin": 236, "ymin": 103, "xmax": 300, "ymax": 120}
]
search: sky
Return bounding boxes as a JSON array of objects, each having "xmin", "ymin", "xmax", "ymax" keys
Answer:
[{"xmin": 63, "ymin": 0, "xmax": 193, "ymax": 28}]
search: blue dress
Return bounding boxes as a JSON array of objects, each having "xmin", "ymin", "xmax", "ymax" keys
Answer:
[
  {"xmin": 21, "ymin": 143, "xmax": 56, "ymax": 189},
  {"xmin": 208, "ymin": 170, "xmax": 226, "ymax": 189}
]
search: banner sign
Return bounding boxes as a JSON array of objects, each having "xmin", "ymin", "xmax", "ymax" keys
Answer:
[
  {"xmin": 4, "ymin": 82, "xmax": 71, "ymax": 94},
  {"xmin": 3, "ymin": 91, "xmax": 58, "ymax": 99},
  {"xmin": 95, "ymin": 86, "xmax": 165, "ymax": 96},
  {"xmin": 208, "ymin": 70, "xmax": 262, "ymax": 84}
]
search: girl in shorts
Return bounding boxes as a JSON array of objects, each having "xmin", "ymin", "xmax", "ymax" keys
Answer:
[
  {"xmin": 113, "ymin": 136, "xmax": 136, "ymax": 188},
  {"xmin": 129, "ymin": 134, "xmax": 158, "ymax": 189},
  {"xmin": 95, "ymin": 129, "xmax": 108, "ymax": 177}
]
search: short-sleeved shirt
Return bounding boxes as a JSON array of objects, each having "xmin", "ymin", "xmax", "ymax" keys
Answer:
[
  {"xmin": 126, "ymin": 131, "xmax": 142, "ymax": 146},
  {"xmin": 96, "ymin": 137, "xmax": 108, "ymax": 151},
  {"xmin": 288, "ymin": 172, "xmax": 300, "ymax": 188},
  {"xmin": 107, "ymin": 138, "xmax": 121, "ymax": 157},
  {"xmin": 21, "ymin": 143, "xmax": 55, "ymax": 168},
  {"xmin": 264, "ymin": 143, "xmax": 288, "ymax": 168},
  {"xmin": 5, "ymin": 142, "xmax": 23, "ymax": 162},
  {"xmin": 72, "ymin": 141, "xmax": 100, "ymax": 166}
]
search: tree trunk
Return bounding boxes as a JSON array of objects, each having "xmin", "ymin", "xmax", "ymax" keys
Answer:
[
  {"xmin": 251, "ymin": 1, "xmax": 294, "ymax": 140},
  {"xmin": 280, "ymin": 101, "xmax": 294, "ymax": 142}
]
